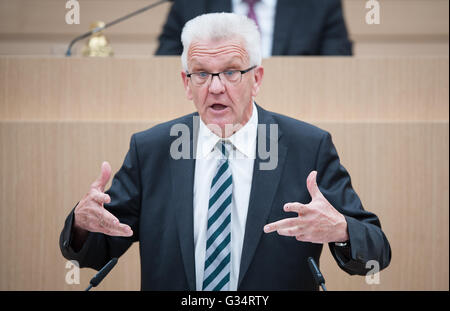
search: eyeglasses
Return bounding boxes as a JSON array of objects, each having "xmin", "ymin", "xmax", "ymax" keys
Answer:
[{"xmin": 186, "ymin": 65, "xmax": 257, "ymax": 86}]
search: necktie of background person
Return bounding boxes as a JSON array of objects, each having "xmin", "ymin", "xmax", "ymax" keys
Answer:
[
  {"xmin": 203, "ymin": 141, "xmax": 233, "ymax": 291},
  {"xmin": 243, "ymin": 0, "xmax": 260, "ymax": 29}
]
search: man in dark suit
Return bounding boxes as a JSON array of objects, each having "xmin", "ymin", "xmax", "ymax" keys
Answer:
[
  {"xmin": 60, "ymin": 13, "xmax": 390, "ymax": 290},
  {"xmin": 155, "ymin": 0, "xmax": 353, "ymax": 56}
]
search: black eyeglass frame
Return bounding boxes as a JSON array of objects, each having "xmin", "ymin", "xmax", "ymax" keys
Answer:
[{"xmin": 186, "ymin": 65, "xmax": 257, "ymax": 85}]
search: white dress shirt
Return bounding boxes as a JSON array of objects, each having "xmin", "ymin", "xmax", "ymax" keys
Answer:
[
  {"xmin": 232, "ymin": 0, "xmax": 278, "ymax": 58},
  {"xmin": 193, "ymin": 103, "xmax": 258, "ymax": 291}
]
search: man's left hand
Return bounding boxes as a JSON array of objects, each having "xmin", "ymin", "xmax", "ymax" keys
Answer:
[{"xmin": 263, "ymin": 171, "xmax": 349, "ymax": 244}]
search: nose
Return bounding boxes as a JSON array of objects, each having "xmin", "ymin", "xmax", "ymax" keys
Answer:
[{"xmin": 208, "ymin": 74, "xmax": 225, "ymax": 94}]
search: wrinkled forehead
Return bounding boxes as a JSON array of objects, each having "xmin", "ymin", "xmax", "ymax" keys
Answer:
[{"xmin": 187, "ymin": 37, "xmax": 250, "ymax": 71}]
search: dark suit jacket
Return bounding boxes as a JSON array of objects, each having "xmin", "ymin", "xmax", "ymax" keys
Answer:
[
  {"xmin": 155, "ymin": 0, "xmax": 352, "ymax": 56},
  {"xmin": 60, "ymin": 105, "xmax": 391, "ymax": 290}
]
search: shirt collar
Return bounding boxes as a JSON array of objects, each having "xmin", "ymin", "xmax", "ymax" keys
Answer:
[{"xmin": 197, "ymin": 102, "xmax": 258, "ymax": 159}]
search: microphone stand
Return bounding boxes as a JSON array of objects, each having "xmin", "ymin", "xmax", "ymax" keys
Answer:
[
  {"xmin": 307, "ymin": 257, "xmax": 327, "ymax": 291},
  {"xmin": 85, "ymin": 257, "xmax": 118, "ymax": 291},
  {"xmin": 65, "ymin": 0, "xmax": 170, "ymax": 56}
]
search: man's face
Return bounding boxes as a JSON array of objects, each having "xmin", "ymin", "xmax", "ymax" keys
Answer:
[{"xmin": 181, "ymin": 37, "xmax": 264, "ymax": 137}]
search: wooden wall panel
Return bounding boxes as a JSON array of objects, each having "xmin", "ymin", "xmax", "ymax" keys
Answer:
[
  {"xmin": 319, "ymin": 121, "xmax": 449, "ymax": 290},
  {"xmin": 0, "ymin": 57, "xmax": 448, "ymax": 121},
  {"xmin": 0, "ymin": 121, "xmax": 447, "ymax": 290},
  {"xmin": 343, "ymin": 0, "xmax": 449, "ymax": 37},
  {"xmin": 0, "ymin": 0, "xmax": 448, "ymax": 56},
  {"xmin": 0, "ymin": 122, "xmax": 145, "ymax": 291},
  {"xmin": 1, "ymin": 0, "xmax": 447, "ymax": 36}
]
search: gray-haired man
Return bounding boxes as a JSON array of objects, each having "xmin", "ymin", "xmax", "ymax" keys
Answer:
[{"xmin": 60, "ymin": 13, "xmax": 391, "ymax": 291}]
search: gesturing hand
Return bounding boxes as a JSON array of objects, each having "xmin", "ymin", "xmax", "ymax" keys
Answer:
[
  {"xmin": 264, "ymin": 171, "xmax": 348, "ymax": 244},
  {"xmin": 73, "ymin": 162, "xmax": 133, "ymax": 237}
]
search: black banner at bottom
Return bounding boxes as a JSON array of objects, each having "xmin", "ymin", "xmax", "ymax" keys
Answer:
[{"xmin": 1, "ymin": 291, "xmax": 447, "ymax": 309}]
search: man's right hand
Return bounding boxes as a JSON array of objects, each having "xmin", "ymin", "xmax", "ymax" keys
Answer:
[{"xmin": 73, "ymin": 161, "xmax": 133, "ymax": 237}]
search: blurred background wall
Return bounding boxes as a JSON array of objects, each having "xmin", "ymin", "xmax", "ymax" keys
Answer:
[{"xmin": 0, "ymin": 0, "xmax": 448, "ymax": 56}]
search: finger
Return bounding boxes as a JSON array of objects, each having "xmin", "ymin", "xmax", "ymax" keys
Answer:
[
  {"xmin": 97, "ymin": 210, "xmax": 133, "ymax": 237},
  {"xmin": 115, "ymin": 223, "xmax": 134, "ymax": 237},
  {"xmin": 264, "ymin": 217, "xmax": 299, "ymax": 233},
  {"xmin": 104, "ymin": 224, "xmax": 134, "ymax": 237},
  {"xmin": 295, "ymin": 234, "xmax": 307, "ymax": 242},
  {"xmin": 91, "ymin": 161, "xmax": 112, "ymax": 192},
  {"xmin": 90, "ymin": 190, "xmax": 111, "ymax": 205},
  {"xmin": 283, "ymin": 202, "xmax": 307, "ymax": 214},
  {"xmin": 306, "ymin": 170, "xmax": 324, "ymax": 200},
  {"xmin": 276, "ymin": 225, "xmax": 303, "ymax": 237},
  {"xmin": 97, "ymin": 210, "xmax": 120, "ymax": 230}
]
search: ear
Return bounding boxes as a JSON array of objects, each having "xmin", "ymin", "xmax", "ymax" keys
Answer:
[
  {"xmin": 251, "ymin": 66, "xmax": 264, "ymax": 97},
  {"xmin": 181, "ymin": 71, "xmax": 193, "ymax": 100}
]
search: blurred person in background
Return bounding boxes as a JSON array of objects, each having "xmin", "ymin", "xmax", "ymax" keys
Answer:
[{"xmin": 156, "ymin": 0, "xmax": 352, "ymax": 57}]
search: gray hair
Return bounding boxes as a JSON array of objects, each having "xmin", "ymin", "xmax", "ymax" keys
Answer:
[{"xmin": 181, "ymin": 12, "xmax": 262, "ymax": 71}]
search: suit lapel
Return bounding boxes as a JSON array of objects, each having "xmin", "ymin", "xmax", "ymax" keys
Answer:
[
  {"xmin": 171, "ymin": 114, "xmax": 198, "ymax": 291},
  {"xmin": 171, "ymin": 108, "xmax": 288, "ymax": 289},
  {"xmin": 238, "ymin": 105, "xmax": 288, "ymax": 288},
  {"xmin": 272, "ymin": 0, "xmax": 298, "ymax": 55}
]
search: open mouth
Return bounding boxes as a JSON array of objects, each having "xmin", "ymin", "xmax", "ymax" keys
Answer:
[{"xmin": 211, "ymin": 104, "xmax": 228, "ymax": 111}]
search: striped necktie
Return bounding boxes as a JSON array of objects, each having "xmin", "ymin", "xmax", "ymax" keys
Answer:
[
  {"xmin": 203, "ymin": 141, "xmax": 233, "ymax": 291},
  {"xmin": 243, "ymin": 0, "xmax": 260, "ymax": 29}
]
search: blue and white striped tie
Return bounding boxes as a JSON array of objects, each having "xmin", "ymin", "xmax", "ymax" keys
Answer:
[{"xmin": 203, "ymin": 141, "xmax": 232, "ymax": 291}]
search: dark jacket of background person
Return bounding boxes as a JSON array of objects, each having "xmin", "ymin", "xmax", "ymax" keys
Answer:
[{"xmin": 155, "ymin": 0, "xmax": 353, "ymax": 56}]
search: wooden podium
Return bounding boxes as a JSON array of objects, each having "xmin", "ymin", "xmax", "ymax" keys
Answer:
[{"xmin": 0, "ymin": 56, "xmax": 448, "ymax": 290}]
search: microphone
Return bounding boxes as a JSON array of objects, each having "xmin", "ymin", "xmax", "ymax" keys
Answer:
[
  {"xmin": 85, "ymin": 257, "xmax": 118, "ymax": 291},
  {"xmin": 65, "ymin": 0, "xmax": 173, "ymax": 56},
  {"xmin": 307, "ymin": 257, "xmax": 327, "ymax": 291}
]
